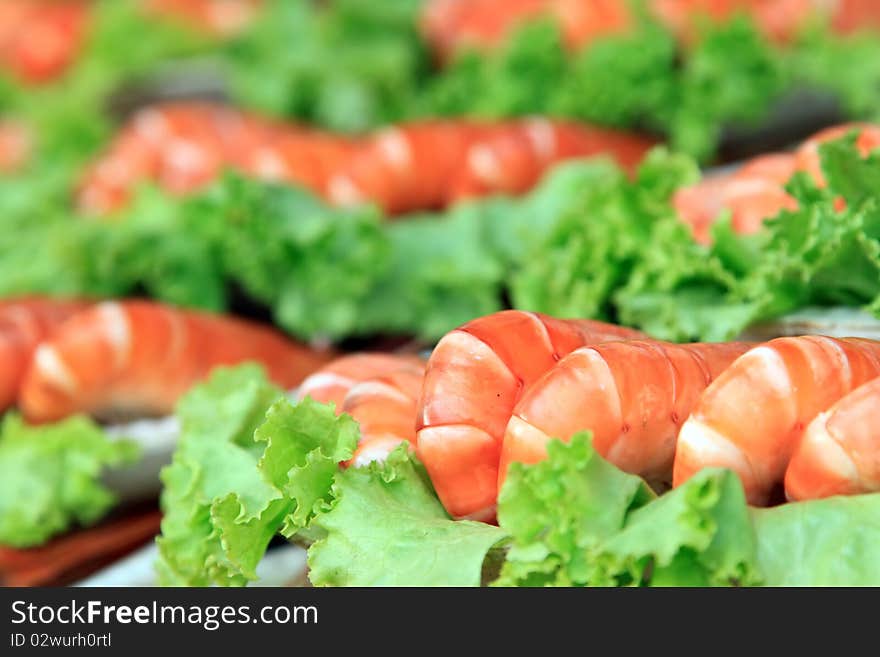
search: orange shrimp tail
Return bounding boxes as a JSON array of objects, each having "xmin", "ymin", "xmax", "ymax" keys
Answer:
[
  {"xmin": 19, "ymin": 300, "xmax": 333, "ymax": 423},
  {"xmin": 785, "ymin": 376, "xmax": 880, "ymax": 500},
  {"xmin": 416, "ymin": 310, "xmax": 643, "ymax": 519},
  {"xmin": 498, "ymin": 340, "xmax": 752, "ymax": 490},
  {"xmin": 673, "ymin": 336, "xmax": 880, "ymax": 505}
]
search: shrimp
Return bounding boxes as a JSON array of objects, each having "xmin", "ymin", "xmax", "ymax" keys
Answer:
[
  {"xmin": 78, "ymin": 103, "xmax": 304, "ymax": 214},
  {"xmin": 19, "ymin": 300, "xmax": 334, "ymax": 423},
  {"xmin": 420, "ymin": 0, "xmax": 631, "ymax": 63},
  {"xmin": 0, "ymin": 297, "xmax": 89, "ymax": 413},
  {"xmin": 296, "ymin": 353, "xmax": 426, "ymax": 468},
  {"xmin": 674, "ymin": 153, "xmax": 797, "ymax": 243},
  {"xmin": 673, "ymin": 336, "xmax": 880, "ymax": 505},
  {"xmin": 449, "ymin": 118, "xmax": 654, "ymax": 202},
  {"xmin": 329, "ymin": 119, "xmax": 654, "ymax": 214},
  {"xmin": 785, "ymin": 376, "xmax": 880, "ymax": 500},
  {"xmin": 0, "ymin": 0, "xmax": 89, "ymax": 84},
  {"xmin": 0, "ymin": 119, "xmax": 31, "ymax": 173},
  {"xmin": 327, "ymin": 120, "xmax": 488, "ymax": 214},
  {"xmin": 415, "ymin": 310, "xmax": 644, "ymax": 520},
  {"xmin": 499, "ymin": 340, "xmax": 752, "ymax": 488},
  {"xmin": 794, "ymin": 122, "xmax": 880, "ymax": 188}
]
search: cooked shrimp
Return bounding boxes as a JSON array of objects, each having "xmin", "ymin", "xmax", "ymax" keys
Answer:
[
  {"xmin": 499, "ymin": 340, "xmax": 752, "ymax": 487},
  {"xmin": 296, "ymin": 353, "xmax": 425, "ymax": 409},
  {"xmin": 785, "ymin": 376, "xmax": 880, "ymax": 500},
  {"xmin": 0, "ymin": 119, "xmax": 31, "ymax": 173},
  {"xmin": 0, "ymin": 0, "xmax": 89, "ymax": 84},
  {"xmin": 0, "ymin": 297, "xmax": 89, "ymax": 412},
  {"xmin": 794, "ymin": 122, "xmax": 880, "ymax": 188},
  {"xmin": 327, "ymin": 120, "xmax": 488, "ymax": 214},
  {"xmin": 329, "ymin": 119, "xmax": 654, "ymax": 214},
  {"xmin": 296, "ymin": 353, "xmax": 426, "ymax": 468},
  {"xmin": 19, "ymin": 300, "xmax": 334, "ymax": 423},
  {"xmin": 449, "ymin": 118, "xmax": 654, "ymax": 201},
  {"xmin": 673, "ymin": 336, "xmax": 880, "ymax": 505},
  {"xmin": 416, "ymin": 310, "xmax": 644, "ymax": 520},
  {"xmin": 420, "ymin": 0, "xmax": 631, "ymax": 62},
  {"xmin": 674, "ymin": 153, "xmax": 797, "ymax": 243}
]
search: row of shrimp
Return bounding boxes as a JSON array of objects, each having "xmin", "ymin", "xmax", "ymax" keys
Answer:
[
  {"xmin": 298, "ymin": 309, "xmax": 880, "ymax": 522},
  {"xmin": 0, "ymin": 296, "xmax": 334, "ymax": 424},
  {"xmin": 0, "ymin": 0, "xmax": 260, "ymax": 85},
  {"xmin": 674, "ymin": 122, "xmax": 880, "ymax": 243},
  {"xmin": 421, "ymin": 0, "xmax": 880, "ymax": 63},
  {"xmin": 77, "ymin": 101, "xmax": 655, "ymax": 215}
]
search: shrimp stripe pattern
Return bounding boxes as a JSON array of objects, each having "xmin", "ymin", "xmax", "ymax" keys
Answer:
[
  {"xmin": 415, "ymin": 310, "xmax": 644, "ymax": 520},
  {"xmin": 19, "ymin": 300, "xmax": 334, "ymax": 423},
  {"xmin": 785, "ymin": 376, "xmax": 880, "ymax": 500},
  {"xmin": 297, "ymin": 353, "xmax": 426, "ymax": 468},
  {"xmin": 78, "ymin": 103, "xmax": 655, "ymax": 216},
  {"xmin": 673, "ymin": 336, "xmax": 880, "ymax": 505},
  {"xmin": 0, "ymin": 297, "xmax": 90, "ymax": 412},
  {"xmin": 498, "ymin": 340, "xmax": 753, "ymax": 487},
  {"xmin": 674, "ymin": 123, "xmax": 880, "ymax": 243}
]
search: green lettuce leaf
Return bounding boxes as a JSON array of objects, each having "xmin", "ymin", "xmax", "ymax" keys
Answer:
[
  {"xmin": 308, "ymin": 446, "xmax": 507, "ymax": 587},
  {"xmin": 156, "ymin": 364, "xmax": 358, "ymax": 586},
  {"xmin": 596, "ymin": 469, "xmax": 760, "ymax": 587},
  {"xmin": 752, "ymin": 494, "xmax": 880, "ymax": 586},
  {"xmin": 512, "ymin": 149, "xmax": 698, "ymax": 322},
  {"xmin": 0, "ymin": 414, "xmax": 139, "ymax": 548},
  {"xmin": 495, "ymin": 433, "xmax": 653, "ymax": 587}
]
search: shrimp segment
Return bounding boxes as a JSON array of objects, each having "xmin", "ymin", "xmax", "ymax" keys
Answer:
[
  {"xmin": 342, "ymin": 365, "xmax": 425, "ymax": 468},
  {"xmin": 785, "ymin": 376, "xmax": 880, "ymax": 500},
  {"xmin": 674, "ymin": 153, "xmax": 798, "ymax": 243},
  {"xmin": 673, "ymin": 336, "xmax": 880, "ymax": 505},
  {"xmin": 0, "ymin": 298, "xmax": 89, "ymax": 412},
  {"xmin": 416, "ymin": 310, "xmax": 644, "ymax": 519},
  {"xmin": 19, "ymin": 300, "xmax": 334, "ymax": 423},
  {"xmin": 499, "ymin": 340, "xmax": 752, "ymax": 486},
  {"xmin": 297, "ymin": 353, "xmax": 426, "ymax": 467}
]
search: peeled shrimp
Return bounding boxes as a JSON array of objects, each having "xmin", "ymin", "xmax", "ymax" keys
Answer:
[
  {"xmin": 19, "ymin": 300, "xmax": 334, "ymax": 423},
  {"xmin": 673, "ymin": 336, "xmax": 880, "ymax": 505},
  {"xmin": 785, "ymin": 376, "xmax": 880, "ymax": 500},
  {"xmin": 297, "ymin": 353, "xmax": 426, "ymax": 467},
  {"xmin": 0, "ymin": 297, "xmax": 89, "ymax": 412},
  {"xmin": 499, "ymin": 340, "xmax": 752, "ymax": 487},
  {"xmin": 415, "ymin": 310, "xmax": 644, "ymax": 520}
]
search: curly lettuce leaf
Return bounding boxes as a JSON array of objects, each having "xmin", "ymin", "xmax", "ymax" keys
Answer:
[
  {"xmin": 0, "ymin": 414, "xmax": 139, "ymax": 548},
  {"xmin": 495, "ymin": 433, "xmax": 653, "ymax": 587},
  {"xmin": 308, "ymin": 446, "xmax": 507, "ymax": 587},
  {"xmin": 512, "ymin": 149, "xmax": 698, "ymax": 322},
  {"xmin": 225, "ymin": 0, "xmax": 427, "ymax": 132},
  {"xmin": 751, "ymin": 494, "xmax": 880, "ymax": 586},
  {"xmin": 355, "ymin": 205, "xmax": 505, "ymax": 340},
  {"xmin": 156, "ymin": 365, "xmax": 358, "ymax": 586},
  {"xmin": 596, "ymin": 469, "xmax": 760, "ymax": 587}
]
